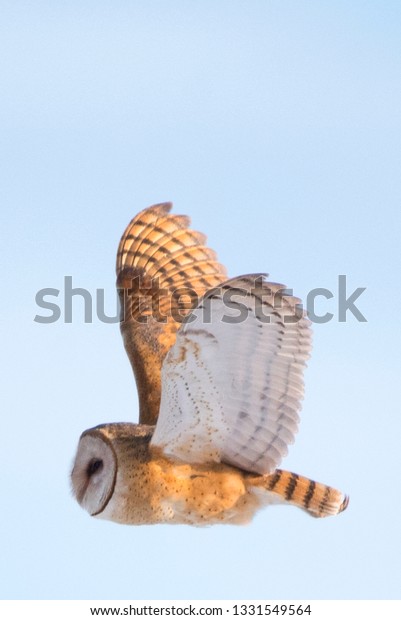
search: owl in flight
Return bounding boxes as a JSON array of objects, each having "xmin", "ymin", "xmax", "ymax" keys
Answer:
[{"xmin": 71, "ymin": 203, "xmax": 348, "ymax": 525}]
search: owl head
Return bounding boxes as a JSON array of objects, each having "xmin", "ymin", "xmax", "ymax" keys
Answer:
[{"xmin": 71, "ymin": 423, "xmax": 154, "ymax": 519}]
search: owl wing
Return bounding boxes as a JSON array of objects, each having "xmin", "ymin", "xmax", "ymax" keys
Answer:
[
  {"xmin": 116, "ymin": 203, "xmax": 228, "ymax": 425},
  {"xmin": 150, "ymin": 275, "xmax": 312, "ymax": 475}
]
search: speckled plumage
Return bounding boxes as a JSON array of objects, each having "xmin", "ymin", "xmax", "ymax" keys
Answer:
[{"xmin": 71, "ymin": 203, "xmax": 348, "ymax": 525}]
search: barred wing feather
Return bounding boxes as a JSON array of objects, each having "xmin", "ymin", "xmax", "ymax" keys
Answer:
[{"xmin": 116, "ymin": 203, "xmax": 227, "ymax": 425}]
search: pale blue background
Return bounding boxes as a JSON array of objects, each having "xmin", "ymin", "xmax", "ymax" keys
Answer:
[{"xmin": 1, "ymin": 0, "xmax": 400, "ymax": 600}]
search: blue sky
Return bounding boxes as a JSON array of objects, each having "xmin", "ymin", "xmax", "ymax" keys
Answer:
[{"xmin": 1, "ymin": 1, "xmax": 400, "ymax": 600}]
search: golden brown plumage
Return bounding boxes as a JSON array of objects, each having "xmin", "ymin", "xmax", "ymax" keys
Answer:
[
  {"xmin": 71, "ymin": 202, "xmax": 349, "ymax": 525},
  {"xmin": 116, "ymin": 202, "xmax": 227, "ymax": 425}
]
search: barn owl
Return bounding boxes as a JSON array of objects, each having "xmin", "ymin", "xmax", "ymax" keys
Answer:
[{"xmin": 71, "ymin": 203, "xmax": 348, "ymax": 525}]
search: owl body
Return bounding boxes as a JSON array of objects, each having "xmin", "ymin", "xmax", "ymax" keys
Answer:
[
  {"xmin": 72, "ymin": 423, "xmax": 347, "ymax": 525},
  {"xmin": 71, "ymin": 203, "xmax": 348, "ymax": 525}
]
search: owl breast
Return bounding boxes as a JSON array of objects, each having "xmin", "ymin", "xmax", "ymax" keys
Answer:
[{"xmin": 99, "ymin": 449, "xmax": 264, "ymax": 526}]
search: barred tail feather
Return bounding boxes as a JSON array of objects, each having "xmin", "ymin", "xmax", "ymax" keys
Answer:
[{"xmin": 254, "ymin": 469, "xmax": 349, "ymax": 518}]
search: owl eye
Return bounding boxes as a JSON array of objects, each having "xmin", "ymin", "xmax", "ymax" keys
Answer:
[{"xmin": 87, "ymin": 458, "xmax": 103, "ymax": 477}]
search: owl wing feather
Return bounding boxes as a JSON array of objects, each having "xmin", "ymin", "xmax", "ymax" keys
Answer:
[
  {"xmin": 116, "ymin": 203, "xmax": 228, "ymax": 425},
  {"xmin": 151, "ymin": 275, "xmax": 312, "ymax": 475}
]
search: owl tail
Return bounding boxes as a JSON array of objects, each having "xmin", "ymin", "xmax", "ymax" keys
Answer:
[{"xmin": 250, "ymin": 469, "xmax": 349, "ymax": 518}]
